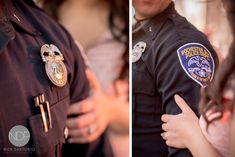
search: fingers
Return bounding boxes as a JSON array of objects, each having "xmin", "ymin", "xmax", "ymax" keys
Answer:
[
  {"xmin": 68, "ymin": 124, "xmax": 98, "ymax": 138},
  {"xmin": 66, "ymin": 112, "xmax": 96, "ymax": 129},
  {"xmin": 66, "ymin": 112, "xmax": 101, "ymax": 144},
  {"xmin": 161, "ymin": 114, "xmax": 175, "ymax": 123},
  {"xmin": 161, "ymin": 132, "xmax": 185, "ymax": 148},
  {"xmin": 162, "ymin": 122, "xmax": 169, "ymax": 131},
  {"xmin": 161, "ymin": 132, "xmax": 166, "ymax": 140},
  {"xmin": 161, "ymin": 114, "xmax": 179, "ymax": 131},
  {"xmin": 174, "ymin": 94, "xmax": 191, "ymax": 113},
  {"xmin": 68, "ymin": 126, "xmax": 102, "ymax": 144},
  {"xmin": 161, "ymin": 132, "xmax": 169, "ymax": 140},
  {"xmin": 165, "ymin": 139, "xmax": 175, "ymax": 148},
  {"xmin": 68, "ymin": 99, "xmax": 95, "ymax": 115}
]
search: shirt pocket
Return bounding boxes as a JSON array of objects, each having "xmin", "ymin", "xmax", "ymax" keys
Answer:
[
  {"xmin": 132, "ymin": 62, "xmax": 157, "ymax": 127},
  {"xmin": 132, "ymin": 59, "xmax": 155, "ymax": 95},
  {"xmin": 132, "ymin": 70, "xmax": 155, "ymax": 95},
  {"xmin": 28, "ymin": 95, "xmax": 69, "ymax": 157}
]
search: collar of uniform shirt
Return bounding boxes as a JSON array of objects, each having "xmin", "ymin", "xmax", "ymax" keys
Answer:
[
  {"xmin": 0, "ymin": 1, "xmax": 15, "ymax": 55},
  {"xmin": 132, "ymin": 2, "xmax": 176, "ymax": 40},
  {"xmin": 0, "ymin": 0, "xmax": 41, "ymax": 55},
  {"xmin": 5, "ymin": 0, "xmax": 41, "ymax": 36}
]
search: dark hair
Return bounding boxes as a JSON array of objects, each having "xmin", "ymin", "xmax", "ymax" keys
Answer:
[
  {"xmin": 107, "ymin": 0, "xmax": 129, "ymax": 80},
  {"xmin": 41, "ymin": 0, "xmax": 129, "ymax": 80},
  {"xmin": 200, "ymin": 0, "xmax": 235, "ymax": 124}
]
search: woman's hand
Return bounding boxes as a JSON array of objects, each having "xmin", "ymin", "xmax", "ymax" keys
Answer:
[
  {"xmin": 66, "ymin": 93, "xmax": 112, "ymax": 144},
  {"xmin": 161, "ymin": 95, "xmax": 222, "ymax": 157},
  {"xmin": 161, "ymin": 94, "xmax": 200, "ymax": 148},
  {"xmin": 66, "ymin": 69, "xmax": 129, "ymax": 143},
  {"xmin": 66, "ymin": 69, "xmax": 111, "ymax": 143}
]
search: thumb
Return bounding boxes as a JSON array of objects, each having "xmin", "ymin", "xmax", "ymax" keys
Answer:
[
  {"xmin": 85, "ymin": 69, "xmax": 101, "ymax": 92},
  {"xmin": 174, "ymin": 94, "xmax": 192, "ymax": 113}
]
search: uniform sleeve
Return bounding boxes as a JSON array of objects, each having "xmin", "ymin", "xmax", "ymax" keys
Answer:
[
  {"xmin": 155, "ymin": 41, "xmax": 217, "ymax": 157},
  {"xmin": 67, "ymin": 36, "xmax": 90, "ymax": 104},
  {"xmin": 0, "ymin": 21, "xmax": 13, "ymax": 55}
]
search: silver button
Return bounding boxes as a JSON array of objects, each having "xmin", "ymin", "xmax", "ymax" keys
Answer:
[{"xmin": 64, "ymin": 127, "xmax": 69, "ymax": 139}]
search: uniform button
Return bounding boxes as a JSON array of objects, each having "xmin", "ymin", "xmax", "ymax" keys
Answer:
[
  {"xmin": 64, "ymin": 127, "xmax": 69, "ymax": 139},
  {"xmin": 149, "ymin": 26, "xmax": 152, "ymax": 32},
  {"xmin": 172, "ymin": 13, "xmax": 176, "ymax": 17}
]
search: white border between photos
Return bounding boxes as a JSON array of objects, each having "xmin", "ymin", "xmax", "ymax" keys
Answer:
[{"xmin": 129, "ymin": 0, "xmax": 132, "ymax": 157}]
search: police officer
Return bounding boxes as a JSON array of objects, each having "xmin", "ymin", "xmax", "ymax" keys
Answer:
[
  {"xmin": 0, "ymin": 0, "xmax": 89, "ymax": 157},
  {"xmin": 132, "ymin": 0, "xmax": 218, "ymax": 157}
]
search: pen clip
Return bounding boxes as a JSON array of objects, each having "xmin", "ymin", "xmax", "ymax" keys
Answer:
[
  {"xmin": 34, "ymin": 94, "xmax": 51, "ymax": 133},
  {"xmin": 45, "ymin": 101, "xmax": 52, "ymax": 129}
]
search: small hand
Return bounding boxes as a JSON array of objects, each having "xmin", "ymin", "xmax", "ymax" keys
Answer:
[
  {"xmin": 161, "ymin": 94, "xmax": 200, "ymax": 148},
  {"xmin": 66, "ymin": 69, "xmax": 110, "ymax": 143}
]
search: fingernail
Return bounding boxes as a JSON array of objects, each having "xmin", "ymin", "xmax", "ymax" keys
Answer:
[
  {"xmin": 161, "ymin": 115, "xmax": 165, "ymax": 121},
  {"xmin": 174, "ymin": 94, "xmax": 180, "ymax": 100}
]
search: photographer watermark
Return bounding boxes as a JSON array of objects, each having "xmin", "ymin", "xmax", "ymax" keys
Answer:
[
  {"xmin": 8, "ymin": 125, "xmax": 30, "ymax": 147},
  {"xmin": 3, "ymin": 125, "xmax": 35, "ymax": 154}
]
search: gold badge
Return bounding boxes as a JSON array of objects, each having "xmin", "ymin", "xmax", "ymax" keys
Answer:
[{"xmin": 40, "ymin": 44, "xmax": 67, "ymax": 87}]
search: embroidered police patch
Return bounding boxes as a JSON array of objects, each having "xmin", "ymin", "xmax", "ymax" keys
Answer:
[{"xmin": 177, "ymin": 43, "xmax": 215, "ymax": 87}]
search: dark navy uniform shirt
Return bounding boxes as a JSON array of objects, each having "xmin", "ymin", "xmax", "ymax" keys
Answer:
[
  {"xmin": 0, "ymin": 0, "xmax": 89, "ymax": 157},
  {"xmin": 132, "ymin": 2, "xmax": 218, "ymax": 157}
]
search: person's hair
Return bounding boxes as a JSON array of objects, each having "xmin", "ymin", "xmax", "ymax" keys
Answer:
[
  {"xmin": 41, "ymin": 0, "xmax": 129, "ymax": 80},
  {"xmin": 107, "ymin": 0, "xmax": 129, "ymax": 80},
  {"xmin": 200, "ymin": 0, "xmax": 235, "ymax": 124}
]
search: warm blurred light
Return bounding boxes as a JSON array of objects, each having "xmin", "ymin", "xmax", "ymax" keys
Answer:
[{"xmin": 175, "ymin": 0, "xmax": 232, "ymax": 57}]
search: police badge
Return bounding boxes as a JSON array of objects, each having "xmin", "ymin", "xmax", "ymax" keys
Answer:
[
  {"xmin": 40, "ymin": 44, "xmax": 67, "ymax": 87},
  {"xmin": 177, "ymin": 43, "xmax": 215, "ymax": 88},
  {"xmin": 132, "ymin": 41, "xmax": 146, "ymax": 63}
]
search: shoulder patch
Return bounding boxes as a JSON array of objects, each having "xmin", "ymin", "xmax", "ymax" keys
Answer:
[{"xmin": 177, "ymin": 43, "xmax": 215, "ymax": 88}]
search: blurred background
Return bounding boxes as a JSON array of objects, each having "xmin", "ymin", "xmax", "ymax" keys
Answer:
[{"xmin": 175, "ymin": 0, "xmax": 232, "ymax": 58}]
